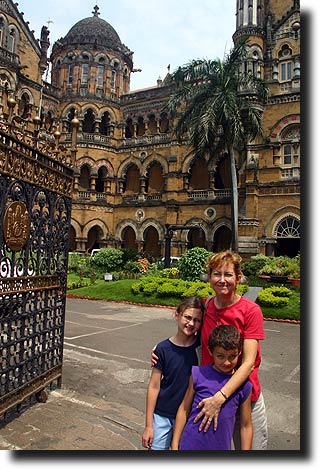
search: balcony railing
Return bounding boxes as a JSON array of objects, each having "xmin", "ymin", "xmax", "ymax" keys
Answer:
[{"xmin": 188, "ymin": 189, "xmax": 231, "ymax": 200}]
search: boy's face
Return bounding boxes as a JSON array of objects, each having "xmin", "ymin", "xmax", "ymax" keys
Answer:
[{"xmin": 210, "ymin": 346, "xmax": 240, "ymax": 374}]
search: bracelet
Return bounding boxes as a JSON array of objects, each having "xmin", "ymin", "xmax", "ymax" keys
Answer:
[{"xmin": 219, "ymin": 389, "xmax": 228, "ymax": 400}]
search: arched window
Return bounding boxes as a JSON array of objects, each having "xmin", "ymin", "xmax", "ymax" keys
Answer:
[
  {"xmin": 189, "ymin": 158, "xmax": 209, "ymax": 190},
  {"xmin": 275, "ymin": 216, "xmax": 300, "ymax": 238},
  {"xmin": 146, "ymin": 161, "xmax": 164, "ymax": 193},
  {"xmin": 124, "ymin": 165, "xmax": 140, "ymax": 194},
  {"xmin": 122, "ymin": 226, "xmax": 137, "ymax": 250},
  {"xmin": 0, "ymin": 18, "xmax": 4, "ymax": 47},
  {"xmin": 111, "ymin": 62, "xmax": 119, "ymax": 90},
  {"xmin": 279, "ymin": 44, "xmax": 293, "ymax": 82},
  {"xmin": 215, "ymin": 153, "xmax": 231, "ymax": 189},
  {"xmin": 8, "ymin": 28, "xmax": 16, "ymax": 52},
  {"xmin": 136, "ymin": 116, "xmax": 145, "ymax": 136},
  {"xmin": 148, "ymin": 115, "xmax": 157, "ymax": 134},
  {"xmin": 81, "ymin": 64, "xmax": 89, "ymax": 84},
  {"xmin": 159, "ymin": 112, "xmax": 169, "ymax": 133},
  {"xmin": 79, "ymin": 165, "xmax": 91, "ymax": 190},
  {"xmin": 99, "ymin": 111, "xmax": 111, "ymax": 136},
  {"xmin": 143, "ymin": 226, "xmax": 161, "ymax": 258},
  {"xmin": 96, "ymin": 166, "xmax": 108, "ymax": 193},
  {"xmin": 67, "ymin": 107, "xmax": 76, "ymax": 131},
  {"xmin": 18, "ymin": 93, "xmax": 30, "ymax": 119},
  {"xmin": 97, "ymin": 65, "xmax": 104, "ymax": 86},
  {"xmin": 83, "ymin": 109, "xmax": 95, "ymax": 133},
  {"xmin": 125, "ymin": 118, "xmax": 134, "ymax": 138},
  {"xmin": 68, "ymin": 64, "xmax": 74, "ymax": 85}
]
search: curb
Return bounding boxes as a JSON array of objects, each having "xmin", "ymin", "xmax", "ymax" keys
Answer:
[{"xmin": 66, "ymin": 294, "xmax": 300, "ymax": 324}]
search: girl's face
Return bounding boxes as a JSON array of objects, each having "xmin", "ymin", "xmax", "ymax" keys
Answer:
[
  {"xmin": 209, "ymin": 262, "xmax": 240, "ymax": 296},
  {"xmin": 175, "ymin": 307, "xmax": 202, "ymax": 336}
]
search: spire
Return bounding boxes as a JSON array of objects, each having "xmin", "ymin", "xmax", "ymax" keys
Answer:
[{"xmin": 92, "ymin": 5, "xmax": 100, "ymax": 17}]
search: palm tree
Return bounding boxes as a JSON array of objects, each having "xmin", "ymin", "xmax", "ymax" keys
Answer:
[{"xmin": 166, "ymin": 38, "xmax": 268, "ymax": 252}]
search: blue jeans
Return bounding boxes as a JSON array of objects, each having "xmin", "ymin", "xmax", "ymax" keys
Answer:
[
  {"xmin": 151, "ymin": 413, "xmax": 175, "ymax": 450},
  {"xmin": 233, "ymin": 392, "xmax": 268, "ymax": 450}
]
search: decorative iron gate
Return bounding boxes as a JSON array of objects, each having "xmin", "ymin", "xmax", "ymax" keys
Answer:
[{"xmin": 0, "ymin": 111, "xmax": 78, "ymax": 417}]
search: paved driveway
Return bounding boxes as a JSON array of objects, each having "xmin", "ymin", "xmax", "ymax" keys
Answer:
[
  {"xmin": 63, "ymin": 298, "xmax": 300, "ymax": 450},
  {"xmin": 0, "ymin": 298, "xmax": 300, "ymax": 453}
]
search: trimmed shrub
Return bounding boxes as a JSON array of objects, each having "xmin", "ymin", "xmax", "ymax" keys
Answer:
[{"xmin": 257, "ymin": 285, "xmax": 292, "ymax": 307}]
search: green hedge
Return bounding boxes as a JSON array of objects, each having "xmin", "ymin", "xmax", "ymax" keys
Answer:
[
  {"xmin": 256, "ymin": 285, "xmax": 292, "ymax": 307},
  {"xmin": 131, "ymin": 276, "xmax": 248, "ymax": 300}
]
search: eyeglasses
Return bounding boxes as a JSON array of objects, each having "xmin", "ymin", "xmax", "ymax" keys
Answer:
[{"xmin": 182, "ymin": 314, "xmax": 202, "ymax": 324}]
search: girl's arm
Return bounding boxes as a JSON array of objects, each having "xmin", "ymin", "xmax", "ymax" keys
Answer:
[
  {"xmin": 194, "ymin": 338, "xmax": 258, "ymax": 432},
  {"xmin": 142, "ymin": 368, "xmax": 162, "ymax": 449},
  {"xmin": 171, "ymin": 376, "xmax": 195, "ymax": 450},
  {"xmin": 239, "ymin": 391, "xmax": 253, "ymax": 450}
]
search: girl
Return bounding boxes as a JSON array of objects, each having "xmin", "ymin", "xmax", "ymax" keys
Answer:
[{"xmin": 142, "ymin": 296, "xmax": 203, "ymax": 450}]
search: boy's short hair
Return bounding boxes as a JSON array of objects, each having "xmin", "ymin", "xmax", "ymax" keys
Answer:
[{"xmin": 208, "ymin": 325, "xmax": 242, "ymax": 353}]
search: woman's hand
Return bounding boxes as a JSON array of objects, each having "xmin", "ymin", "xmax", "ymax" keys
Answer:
[
  {"xmin": 193, "ymin": 392, "xmax": 225, "ymax": 432},
  {"xmin": 151, "ymin": 346, "xmax": 158, "ymax": 367}
]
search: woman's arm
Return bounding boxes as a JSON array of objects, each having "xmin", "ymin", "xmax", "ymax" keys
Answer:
[
  {"xmin": 171, "ymin": 376, "xmax": 195, "ymax": 450},
  {"xmin": 239, "ymin": 391, "xmax": 253, "ymax": 450},
  {"xmin": 142, "ymin": 368, "xmax": 162, "ymax": 449},
  {"xmin": 194, "ymin": 338, "xmax": 258, "ymax": 432}
]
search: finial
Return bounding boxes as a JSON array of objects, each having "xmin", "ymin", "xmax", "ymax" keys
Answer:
[{"xmin": 92, "ymin": 5, "xmax": 100, "ymax": 17}]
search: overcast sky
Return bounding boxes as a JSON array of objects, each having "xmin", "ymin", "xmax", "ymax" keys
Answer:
[{"xmin": 17, "ymin": 0, "xmax": 237, "ymax": 91}]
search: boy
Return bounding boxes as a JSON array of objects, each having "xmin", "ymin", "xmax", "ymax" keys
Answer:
[{"xmin": 171, "ymin": 325, "xmax": 253, "ymax": 450}]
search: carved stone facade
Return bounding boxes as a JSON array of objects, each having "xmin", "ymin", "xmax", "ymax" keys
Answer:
[{"xmin": 0, "ymin": 0, "xmax": 300, "ymax": 260}]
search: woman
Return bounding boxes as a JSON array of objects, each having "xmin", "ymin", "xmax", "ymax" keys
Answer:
[{"xmin": 194, "ymin": 250, "xmax": 267, "ymax": 450}]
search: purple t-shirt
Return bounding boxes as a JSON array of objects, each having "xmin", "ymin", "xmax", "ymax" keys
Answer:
[{"xmin": 179, "ymin": 365, "xmax": 252, "ymax": 450}]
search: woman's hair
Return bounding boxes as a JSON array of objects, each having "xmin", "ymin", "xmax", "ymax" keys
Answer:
[
  {"xmin": 206, "ymin": 250, "xmax": 243, "ymax": 278},
  {"xmin": 208, "ymin": 325, "xmax": 242, "ymax": 352},
  {"xmin": 176, "ymin": 296, "xmax": 204, "ymax": 315}
]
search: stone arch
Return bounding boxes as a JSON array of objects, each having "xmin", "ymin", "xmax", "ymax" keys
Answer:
[
  {"xmin": 7, "ymin": 24, "xmax": 20, "ymax": 53},
  {"xmin": 269, "ymin": 114, "xmax": 300, "ymax": 141},
  {"xmin": 272, "ymin": 213, "xmax": 300, "ymax": 239},
  {"xmin": 94, "ymin": 53, "xmax": 110, "ymax": 64},
  {"xmin": 95, "ymin": 159, "xmax": 114, "ymax": 178},
  {"xmin": 82, "ymin": 219, "xmax": 109, "ymax": 240},
  {"xmin": 79, "ymin": 50, "xmax": 93, "ymax": 62},
  {"xmin": 0, "ymin": 69, "xmax": 16, "ymax": 91},
  {"xmin": 142, "ymin": 153, "xmax": 168, "ymax": 176},
  {"xmin": 70, "ymin": 217, "xmax": 82, "ymax": 239},
  {"xmin": 210, "ymin": 218, "xmax": 232, "ymax": 252},
  {"xmin": 263, "ymin": 205, "xmax": 300, "ymax": 238},
  {"xmin": 118, "ymin": 157, "xmax": 142, "ymax": 179},
  {"xmin": 141, "ymin": 219, "xmax": 164, "ymax": 258}
]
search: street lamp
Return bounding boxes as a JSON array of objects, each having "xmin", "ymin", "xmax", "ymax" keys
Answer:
[{"xmin": 164, "ymin": 223, "xmax": 203, "ymax": 268}]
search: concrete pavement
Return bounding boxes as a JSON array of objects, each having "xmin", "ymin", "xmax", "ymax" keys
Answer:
[{"xmin": 0, "ymin": 298, "xmax": 301, "ymax": 452}]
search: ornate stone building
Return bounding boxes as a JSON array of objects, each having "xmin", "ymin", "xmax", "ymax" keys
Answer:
[{"xmin": 0, "ymin": 0, "xmax": 300, "ymax": 260}]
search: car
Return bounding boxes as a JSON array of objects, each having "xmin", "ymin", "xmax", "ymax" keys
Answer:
[{"xmin": 90, "ymin": 249, "xmax": 101, "ymax": 257}]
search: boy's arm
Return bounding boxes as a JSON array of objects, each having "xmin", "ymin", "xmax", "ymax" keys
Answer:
[
  {"xmin": 171, "ymin": 376, "xmax": 195, "ymax": 450},
  {"xmin": 142, "ymin": 368, "xmax": 162, "ymax": 449},
  {"xmin": 239, "ymin": 391, "xmax": 253, "ymax": 450}
]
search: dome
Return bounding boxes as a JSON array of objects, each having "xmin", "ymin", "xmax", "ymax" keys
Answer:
[{"xmin": 63, "ymin": 5, "xmax": 122, "ymax": 50}]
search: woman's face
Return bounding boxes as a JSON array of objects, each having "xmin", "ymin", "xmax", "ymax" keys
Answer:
[{"xmin": 209, "ymin": 262, "xmax": 239, "ymax": 297}]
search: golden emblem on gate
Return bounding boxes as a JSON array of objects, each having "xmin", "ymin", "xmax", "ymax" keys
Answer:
[{"xmin": 3, "ymin": 201, "xmax": 30, "ymax": 251}]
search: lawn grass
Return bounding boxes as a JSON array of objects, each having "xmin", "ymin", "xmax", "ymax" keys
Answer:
[{"xmin": 67, "ymin": 275, "xmax": 300, "ymax": 321}]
